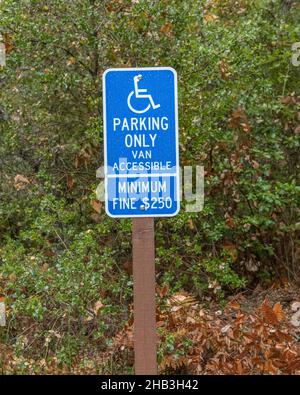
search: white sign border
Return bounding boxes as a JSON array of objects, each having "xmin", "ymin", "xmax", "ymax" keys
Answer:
[{"xmin": 103, "ymin": 67, "xmax": 180, "ymax": 218}]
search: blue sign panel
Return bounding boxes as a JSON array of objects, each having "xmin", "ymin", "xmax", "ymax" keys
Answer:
[{"xmin": 103, "ymin": 67, "xmax": 180, "ymax": 218}]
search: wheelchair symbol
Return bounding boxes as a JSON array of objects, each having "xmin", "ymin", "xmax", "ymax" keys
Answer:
[{"xmin": 127, "ymin": 74, "xmax": 160, "ymax": 114}]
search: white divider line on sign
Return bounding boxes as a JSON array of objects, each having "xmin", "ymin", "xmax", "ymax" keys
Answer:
[{"xmin": 106, "ymin": 173, "xmax": 177, "ymax": 178}]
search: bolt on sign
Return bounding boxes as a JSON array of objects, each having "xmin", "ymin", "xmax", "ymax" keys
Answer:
[{"xmin": 103, "ymin": 67, "xmax": 180, "ymax": 217}]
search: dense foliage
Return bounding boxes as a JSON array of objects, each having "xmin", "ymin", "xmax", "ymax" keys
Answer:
[{"xmin": 0, "ymin": 0, "xmax": 299, "ymax": 373}]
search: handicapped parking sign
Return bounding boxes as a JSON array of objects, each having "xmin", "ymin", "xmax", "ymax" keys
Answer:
[{"xmin": 103, "ymin": 67, "xmax": 180, "ymax": 218}]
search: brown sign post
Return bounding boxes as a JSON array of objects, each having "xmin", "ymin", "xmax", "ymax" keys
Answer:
[{"xmin": 132, "ymin": 218, "xmax": 157, "ymax": 374}]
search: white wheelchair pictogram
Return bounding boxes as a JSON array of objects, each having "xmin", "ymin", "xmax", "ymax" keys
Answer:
[{"xmin": 127, "ymin": 74, "xmax": 160, "ymax": 114}]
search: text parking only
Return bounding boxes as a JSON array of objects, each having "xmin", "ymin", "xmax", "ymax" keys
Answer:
[{"xmin": 103, "ymin": 67, "xmax": 180, "ymax": 218}]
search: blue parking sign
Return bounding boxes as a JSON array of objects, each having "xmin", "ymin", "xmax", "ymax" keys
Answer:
[{"xmin": 103, "ymin": 67, "xmax": 180, "ymax": 218}]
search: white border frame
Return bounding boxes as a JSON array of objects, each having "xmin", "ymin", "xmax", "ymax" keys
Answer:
[{"xmin": 102, "ymin": 67, "xmax": 180, "ymax": 218}]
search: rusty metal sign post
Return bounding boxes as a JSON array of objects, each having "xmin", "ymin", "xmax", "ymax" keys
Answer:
[{"xmin": 103, "ymin": 67, "xmax": 179, "ymax": 374}]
